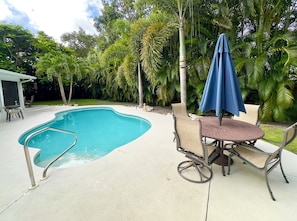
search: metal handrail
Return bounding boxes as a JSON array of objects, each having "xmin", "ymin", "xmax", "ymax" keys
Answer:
[{"xmin": 23, "ymin": 127, "xmax": 77, "ymax": 189}]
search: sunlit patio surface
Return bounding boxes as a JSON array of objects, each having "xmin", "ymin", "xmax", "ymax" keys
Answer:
[{"xmin": 1, "ymin": 105, "xmax": 297, "ymax": 221}]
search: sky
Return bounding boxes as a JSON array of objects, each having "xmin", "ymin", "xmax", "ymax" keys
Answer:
[{"xmin": 0, "ymin": 0, "xmax": 103, "ymax": 41}]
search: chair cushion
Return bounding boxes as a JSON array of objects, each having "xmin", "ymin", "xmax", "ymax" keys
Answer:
[{"xmin": 232, "ymin": 145, "xmax": 269, "ymax": 168}]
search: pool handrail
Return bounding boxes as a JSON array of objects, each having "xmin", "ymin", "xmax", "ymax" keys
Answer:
[{"xmin": 23, "ymin": 127, "xmax": 77, "ymax": 189}]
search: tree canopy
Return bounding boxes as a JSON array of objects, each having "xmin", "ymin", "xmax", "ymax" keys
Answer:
[{"xmin": 1, "ymin": 0, "xmax": 297, "ymax": 122}]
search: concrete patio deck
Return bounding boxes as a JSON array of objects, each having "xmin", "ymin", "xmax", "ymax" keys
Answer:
[{"xmin": 1, "ymin": 105, "xmax": 297, "ymax": 221}]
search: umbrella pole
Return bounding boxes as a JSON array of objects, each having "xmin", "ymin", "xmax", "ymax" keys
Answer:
[{"xmin": 219, "ymin": 112, "xmax": 223, "ymax": 126}]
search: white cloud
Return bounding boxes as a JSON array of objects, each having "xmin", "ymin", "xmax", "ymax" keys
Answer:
[
  {"xmin": 0, "ymin": 0, "xmax": 102, "ymax": 41},
  {"xmin": 0, "ymin": 1, "xmax": 12, "ymax": 18}
]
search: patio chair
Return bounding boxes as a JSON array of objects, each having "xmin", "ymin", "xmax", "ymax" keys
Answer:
[
  {"xmin": 172, "ymin": 103, "xmax": 188, "ymax": 142},
  {"xmin": 173, "ymin": 115, "xmax": 220, "ymax": 183},
  {"xmin": 233, "ymin": 104, "xmax": 260, "ymax": 126},
  {"xmin": 24, "ymin": 95, "xmax": 34, "ymax": 107},
  {"xmin": 171, "ymin": 103, "xmax": 189, "ymax": 117},
  {"xmin": 4, "ymin": 106, "xmax": 24, "ymax": 121},
  {"xmin": 226, "ymin": 122, "xmax": 297, "ymax": 201},
  {"xmin": 233, "ymin": 104, "xmax": 260, "ymax": 145}
]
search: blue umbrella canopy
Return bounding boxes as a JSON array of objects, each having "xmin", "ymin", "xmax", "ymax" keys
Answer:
[{"xmin": 199, "ymin": 33, "xmax": 246, "ymax": 125}]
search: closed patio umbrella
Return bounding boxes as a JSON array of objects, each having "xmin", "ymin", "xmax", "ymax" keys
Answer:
[{"xmin": 199, "ymin": 33, "xmax": 246, "ymax": 125}]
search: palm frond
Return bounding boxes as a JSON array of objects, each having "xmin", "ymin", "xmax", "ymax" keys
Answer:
[
  {"xmin": 100, "ymin": 38, "xmax": 129, "ymax": 68},
  {"xmin": 121, "ymin": 54, "xmax": 137, "ymax": 86},
  {"xmin": 248, "ymin": 55, "xmax": 266, "ymax": 85},
  {"xmin": 141, "ymin": 20, "xmax": 178, "ymax": 83},
  {"xmin": 260, "ymin": 78, "xmax": 277, "ymax": 101},
  {"xmin": 276, "ymin": 83, "xmax": 294, "ymax": 108}
]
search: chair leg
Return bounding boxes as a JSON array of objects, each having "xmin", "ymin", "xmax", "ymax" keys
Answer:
[
  {"xmin": 177, "ymin": 160, "xmax": 213, "ymax": 183},
  {"xmin": 193, "ymin": 162, "xmax": 212, "ymax": 181},
  {"xmin": 227, "ymin": 154, "xmax": 233, "ymax": 175},
  {"xmin": 172, "ymin": 132, "xmax": 176, "ymax": 142},
  {"xmin": 265, "ymin": 170, "xmax": 276, "ymax": 201},
  {"xmin": 279, "ymin": 161, "xmax": 289, "ymax": 183}
]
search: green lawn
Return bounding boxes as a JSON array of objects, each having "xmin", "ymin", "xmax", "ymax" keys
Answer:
[
  {"xmin": 33, "ymin": 99, "xmax": 136, "ymax": 106},
  {"xmin": 33, "ymin": 99, "xmax": 297, "ymax": 155}
]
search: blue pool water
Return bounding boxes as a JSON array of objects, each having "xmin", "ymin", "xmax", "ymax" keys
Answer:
[{"xmin": 18, "ymin": 107, "xmax": 151, "ymax": 168}]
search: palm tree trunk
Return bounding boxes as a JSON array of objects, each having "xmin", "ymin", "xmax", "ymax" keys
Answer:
[
  {"xmin": 179, "ymin": 21, "xmax": 187, "ymax": 104},
  {"xmin": 67, "ymin": 75, "xmax": 73, "ymax": 105},
  {"xmin": 176, "ymin": 0, "xmax": 187, "ymax": 104},
  {"xmin": 57, "ymin": 76, "xmax": 67, "ymax": 105},
  {"xmin": 137, "ymin": 62, "xmax": 143, "ymax": 107}
]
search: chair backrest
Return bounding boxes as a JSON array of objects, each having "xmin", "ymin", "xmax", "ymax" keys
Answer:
[
  {"xmin": 270, "ymin": 122, "xmax": 297, "ymax": 160},
  {"xmin": 29, "ymin": 95, "xmax": 34, "ymax": 103},
  {"xmin": 233, "ymin": 104, "xmax": 260, "ymax": 125},
  {"xmin": 282, "ymin": 122, "xmax": 297, "ymax": 148},
  {"xmin": 173, "ymin": 115, "xmax": 208, "ymax": 161},
  {"xmin": 24, "ymin": 95, "xmax": 34, "ymax": 104},
  {"xmin": 172, "ymin": 103, "xmax": 188, "ymax": 117}
]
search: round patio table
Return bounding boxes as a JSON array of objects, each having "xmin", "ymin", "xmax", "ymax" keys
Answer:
[
  {"xmin": 5, "ymin": 105, "xmax": 24, "ymax": 122},
  {"xmin": 199, "ymin": 116, "xmax": 264, "ymax": 175}
]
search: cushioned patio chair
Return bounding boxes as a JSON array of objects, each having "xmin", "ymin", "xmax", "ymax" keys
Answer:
[
  {"xmin": 233, "ymin": 104, "xmax": 260, "ymax": 145},
  {"xmin": 173, "ymin": 115, "xmax": 220, "ymax": 183},
  {"xmin": 172, "ymin": 103, "xmax": 189, "ymax": 142},
  {"xmin": 24, "ymin": 95, "xmax": 34, "ymax": 107},
  {"xmin": 4, "ymin": 106, "xmax": 24, "ymax": 121},
  {"xmin": 171, "ymin": 103, "xmax": 189, "ymax": 117},
  {"xmin": 233, "ymin": 104, "xmax": 260, "ymax": 126},
  {"xmin": 226, "ymin": 122, "xmax": 297, "ymax": 200}
]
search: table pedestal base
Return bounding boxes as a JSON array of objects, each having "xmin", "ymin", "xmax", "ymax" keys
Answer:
[{"xmin": 214, "ymin": 154, "xmax": 233, "ymax": 166}]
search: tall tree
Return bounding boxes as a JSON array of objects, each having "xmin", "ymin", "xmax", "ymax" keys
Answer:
[
  {"xmin": 144, "ymin": 0, "xmax": 199, "ymax": 104},
  {"xmin": 93, "ymin": 0, "xmax": 123, "ymax": 48},
  {"xmin": 61, "ymin": 28, "xmax": 98, "ymax": 58},
  {"xmin": 0, "ymin": 23, "xmax": 36, "ymax": 74},
  {"xmin": 35, "ymin": 52, "xmax": 87, "ymax": 104},
  {"xmin": 93, "ymin": 0, "xmax": 150, "ymax": 105},
  {"xmin": 140, "ymin": 12, "xmax": 180, "ymax": 105},
  {"xmin": 34, "ymin": 31, "xmax": 62, "ymax": 55}
]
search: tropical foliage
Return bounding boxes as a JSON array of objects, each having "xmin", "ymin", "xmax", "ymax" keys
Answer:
[
  {"xmin": 35, "ymin": 51, "xmax": 88, "ymax": 105},
  {"xmin": 1, "ymin": 0, "xmax": 297, "ymax": 122},
  {"xmin": 0, "ymin": 24, "xmax": 36, "ymax": 73}
]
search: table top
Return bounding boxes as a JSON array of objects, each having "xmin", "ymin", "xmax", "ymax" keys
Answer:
[
  {"xmin": 5, "ymin": 105, "xmax": 20, "ymax": 109},
  {"xmin": 200, "ymin": 116, "xmax": 264, "ymax": 142}
]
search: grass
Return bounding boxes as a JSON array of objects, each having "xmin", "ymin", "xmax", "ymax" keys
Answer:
[
  {"xmin": 33, "ymin": 99, "xmax": 136, "ymax": 106},
  {"xmin": 33, "ymin": 99, "xmax": 297, "ymax": 155}
]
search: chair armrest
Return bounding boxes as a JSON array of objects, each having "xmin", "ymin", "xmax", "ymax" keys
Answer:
[
  {"xmin": 236, "ymin": 143, "xmax": 264, "ymax": 152},
  {"xmin": 228, "ymin": 142, "xmax": 269, "ymax": 156}
]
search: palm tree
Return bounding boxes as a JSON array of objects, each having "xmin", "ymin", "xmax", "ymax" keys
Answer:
[
  {"xmin": 132, "ymin": 13, "xmax": 180, "ymax": 106},
  {"xmin": 35, "ymin": 52, "xmax": 67, "ymax": 104},
  {"xmin": 35, "ymin": 52, "xmax": 86, "ymax": 104},
  {"xmin": 143, "ymin": 0, "xmax": 199, "ymax": 104},
  {"xmin": 65, "ymin": 55, "xmax": 87, "ymax": 104},
  {"xmin": 98, "ymin": 13, "xmax": 177, "ymax": 106},
  {"xmin": 127, "ymin": 17, "xmax": 150, "ymax": 107},
  {"xmin": 99, "ymin": 33, "xmax": 134, "ymax": 100}
]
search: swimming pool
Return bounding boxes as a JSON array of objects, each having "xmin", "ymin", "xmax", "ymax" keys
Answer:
[{"xmin": 18, "ymin": 107, "xmax": 151, "ymax": 168}]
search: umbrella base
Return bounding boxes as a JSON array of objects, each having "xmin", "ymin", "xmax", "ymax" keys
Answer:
[{"xmin": 214, "ymin": 154, "xmax": 233, "ymax": 166}]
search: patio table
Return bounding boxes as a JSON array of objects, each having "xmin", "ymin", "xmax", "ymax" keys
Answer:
[
  {"xmin": 199, "ymin": 116, "xmax": 264, "ymax": 176},
  {"xmin": 5, "ymin": 105, "xmax": 24, "ymax": 122}
]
